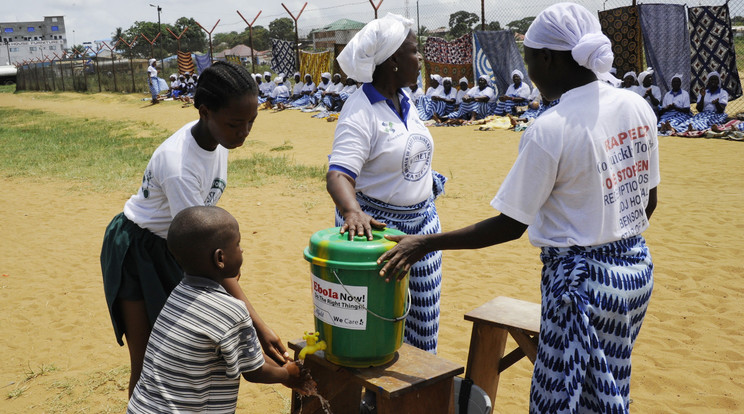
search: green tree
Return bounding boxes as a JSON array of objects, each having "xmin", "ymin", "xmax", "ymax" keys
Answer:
[
  {"xmin": 732, "ymin": 15, "xmax": 744, "ymax": 25},
  {"xmin": 269, "ymin": 18, "xmax": 295, "ymax": 41},
  {"xmin": 448, "ymin": 10, "xmax": 479, "ymax": 38},
  {"xmin": 173, "ymin": 17, "xmax": 207, "ymax": 54},
  {"xmin": 251, "ymin": 26, "xmax": 270, "ymax": 51},
  {"xmin": 486, "ymin": 21, "xmax": 502, "ymax": 31},
  {"xmin": 506, "ymin": 17, "xmax": 535, "ymax": 35}
]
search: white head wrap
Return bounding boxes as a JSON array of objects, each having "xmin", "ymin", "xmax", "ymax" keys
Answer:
[
  {"xmin": 623, "ymin": 71, "xmax": 637, "ymax": 82},
  {"xmin": 671, "ymin": 73, "xmax": 682, "ymax": 82},
  {"xmin": 169, "ymin": 74, "xmax": 176, "ymax": 79},
  {"xmin": 148, "ymin": 58, "xmax": 156, "ymax": 65},
  {"xmin": 264, "ymin": 71, "xmax": 271, "ymax": 77},
  {"xmin": 459, "ymin": 77, "xmax": 468, "ymax": 84},
  {"xmin": 274, "ymin": 76, "xmax": 284, "ymax": 84},
  {"xmin": 442, "ymin": 77, "xmax": 452, "ymax": 84},
  {"xmin": 336, "ymin": 13, "xmax": 414, "ymax": 83},
  {"xmin": 511, "ymin": 69, "xmax": 523, "ymax": 80},
  {"xmin": 524, "ymin": 3, "xmax": 617, "ymax": 85},
  {"xmin": 294, "ymin": 71, "xmax": 301, "ymax": 77},
  {"xmin": 321, "ymin": 72, "xmax": 331, "ymax": 80},
  {"xmin": 431, "ymin": 74, "xmax": 442, "ymax": 83},
  {"xmin": 638, "ymin": 68, "xmax": 654, "ymax": 84},
  {"xmin": 707, "ymin": 71, "xmax": 720, "ymax": 81}
]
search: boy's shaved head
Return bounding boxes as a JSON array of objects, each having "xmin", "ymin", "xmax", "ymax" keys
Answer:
[{"xmin": 167, "ymin": 206, "xmax": 238, "ymax": 274}]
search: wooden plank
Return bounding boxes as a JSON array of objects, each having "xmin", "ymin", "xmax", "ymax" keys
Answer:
[
  {"xmin": 508, "ymin": 327, "xmax": 538, "ymax": 363},
  {"xmin": 464, "ymin": 323, "xmax": 508, "ymax": 409},
  {"xmin": 464, "ymin": 296, "xmax": 541, "ymax": 334},
  {"xmin": 290, "ymin": 345, "xmax": 362, "ymax": 414}
]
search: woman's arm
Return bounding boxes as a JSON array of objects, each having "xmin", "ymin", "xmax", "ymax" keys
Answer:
[
  {"xmin": 378, "ymin": 214, "xmax": 528, "ymax": 280},
  {"xmin": 326, "ymin": 170, "xmax": 386, "ymax": 240}
]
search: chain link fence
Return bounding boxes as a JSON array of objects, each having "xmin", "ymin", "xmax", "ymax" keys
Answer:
[{"xmin": 14, "ymin": 0, "xmax": 744, "ymax": 113}]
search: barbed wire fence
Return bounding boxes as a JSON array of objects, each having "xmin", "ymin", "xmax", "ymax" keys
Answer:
[{"xmin": 14, "ymin": 0, "xmax": 744, "ymax": 113}]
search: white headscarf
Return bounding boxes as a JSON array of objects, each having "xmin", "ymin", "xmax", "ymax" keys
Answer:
[
  {"xmin": 336, "ymin": 13, "xmax": 414, "ymax": 83},
  {"xmin": 511, "ymin": 69, "xmax": 523, "ymax": 80},
  {"xmin": 431, "ymin": 74, "xmax": 442, "ymax": 83},
  {"xmin": 274, "ymin": 76, "xmax": 284, "ymax": 84},
  {"xmin": 321, "ymin": 72, "xmax": 331, "ymax": 80},
  {"xmin": 624, "ymin": 71, "xmax": 637, "ymax": 82},
  {"xmin": 707, "ymin": 71, "xmax": 720, "ymax": 81},
  {"xmin": 459, "ymin": 77, "xmax": 468, "ymax": 84},
  {"xmin": 148, "ymin": 58, "xmax": 156, "ymax": 65},
  {"xmin": 671, "ymin": 73, "xmax": 682, "ymax": 82},
  {"xmin": 442, "ymin": 76, "xmax": 452, "ymax": 84},
  {"xmin": 264, "ymin": 71, "xmax": 271, "ymax": 77},
  {"xmin": 638, "ymin": 68, "xmax": 654, "ymax": 84},
  {"xmin": 524, "ymin": 3, "xmax": 617, "ymax": 86}
]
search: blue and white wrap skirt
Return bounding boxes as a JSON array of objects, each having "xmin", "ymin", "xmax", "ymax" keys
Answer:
[
  {"xmin": 335, "ymin": 171, "xmax": 447, "ymax": 354},
  {"xmin": 530, "ymin": 236, "xmax": 654, "ymax": 414}
]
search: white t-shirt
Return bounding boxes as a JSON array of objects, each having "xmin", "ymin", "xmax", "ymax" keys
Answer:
[
  {"xmin": 326, "ymin": 81, "xmax": 344, "ymax": 93},
  {"xmin": 491, "ymin": 81, "xmax": 660, "ymax": 247},
  {"xmin": 147, "ymin": 66, "xmax": 157, "ymax": 79},
  {"xmin": 271, "ymin": 84, "xmax": 290, "ymax": 99},
  {"xmin": 698, "ymin": 88, "xmax": 729, "ymax": 112},
  {"xmin": 342, "ymin": 84, "xmax": 358, "ymax": 95},
  {"xmin": 467, "ymin": 85, "xmax": 496, "ymax": 101},
  {"xmin": 641, "ymin": 85, "xmax": 661, "ymax": 107},
  {"xmin": 124, "ymin": 121, "xmax": 228, "ymax": 238},
  {"xmin": 301, "ymin": 82, "xmax": 316, "ymax": 93},
  {"xmin": 426, "ymin": 85, "xmax": 443, "ymax": 97},
  {"xmin": 329, "ymin": 84, "xmax": 434, "ymax": 206},
  {"xmin": 505, "ymin": 82, "xmax": 531, "ymax": 99},
  {"xmin": 435, "ymin": 87, "xmax": 458, "ymax": 101},
  {"xmin": 258, "ymin": 82, "xmax": 273, "ymax": 96},
  {"xmin": 456, "ymin": 89, "xmax": 467, "ymax": 104},
  {"xmin": 292, "ymin": 81, "xmax": 304, "ymax": 95},
  {"xmin": 317, "ymin": 80, "xmax": 331, "ymax": 91},
  {"xmin": 662, "ymin": 89, "xmax": 690, "ymax": 109}
]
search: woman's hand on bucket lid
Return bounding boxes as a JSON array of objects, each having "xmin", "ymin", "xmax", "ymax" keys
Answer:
[{"xmin": 377, "ymin": 234, "xmax": 428, "ymax": 282}]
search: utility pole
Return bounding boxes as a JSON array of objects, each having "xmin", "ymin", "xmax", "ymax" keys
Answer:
[{"xmin": 150, "ymin": 4, "xmax": 164, "ymax": 69}]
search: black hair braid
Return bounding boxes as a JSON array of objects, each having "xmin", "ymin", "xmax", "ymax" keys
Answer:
[{"xmin": 193, "ymin": 61, "xmax": 257, "ymax": 111}]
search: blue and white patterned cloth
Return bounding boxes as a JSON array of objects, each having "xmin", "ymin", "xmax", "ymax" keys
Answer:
[
  {"xmin": 335, "ymin": 171, "xmax": 447, "ymax": 353},
  {"xmin": 417, "ymin": 96, "xmax": 456, "ymax": 120},
  {"xmin": 681, "ymin": 111, "xmax": 728, "ymax": 131},
  {"xmin": 530, "ymin": 236, "xmax": 654, "ymax": 414}
]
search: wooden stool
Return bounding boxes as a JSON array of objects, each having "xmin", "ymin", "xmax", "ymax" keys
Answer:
[
  {"xmin": 289, "ymin": 339, "xmax": 464, "ymax": 414},
  {"xmin": 464, "ymin": 296, "xmax": 541, "ymax": 408}
]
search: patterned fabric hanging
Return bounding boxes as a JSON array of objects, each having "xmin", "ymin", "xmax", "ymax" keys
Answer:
[
  {"xmin": 177, "ymin": 51, "xmax": 196, "ymax": 75},
  {"xmin": 271, "ymin": 39, "xmax": 296, "ymax": 76},
  {"xmin": 638, "ymin": 4, "xmax": 690, "ymax": 101},
  {"xmin": 194, "ymin": 53, "xmax": 211, "ymax": 74},
  {"xmin": 474, "ymin": 30, "xmax": 530, "ymax": 97},
  {"xmin": 688, "ymin": 4, "xmax": 742, "ymax": 101},
  {"xmin": 423, "ymin": 33, "xmax": 472, "ymax": 90},
  {"xmin": 299, "ymin": 50, "xmax": 332, "ymax": 85},
  {"xmin": 599, "ymin": 6, "xmax": 643, "ymax": 78}
]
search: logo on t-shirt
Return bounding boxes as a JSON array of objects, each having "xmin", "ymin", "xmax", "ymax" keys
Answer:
[
  {"xmin": 381, "ymin": 121, "xmax": 396, "ymax": 134},
  {"xmin": 402, "ymin": 134, "xmax": 432, "ymax": 181},
  {"xmin": 204, "ymin": 178, "xmax": 226, "ymax": 205}
]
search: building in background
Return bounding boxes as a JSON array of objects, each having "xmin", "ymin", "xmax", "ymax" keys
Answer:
[
  {"xmin": 309, "ymin": 19, "xmax": 365, "ymax": 50},
  {"xmin": 1, "ymin": 16, "xmax": 67, "ymax": 65}
]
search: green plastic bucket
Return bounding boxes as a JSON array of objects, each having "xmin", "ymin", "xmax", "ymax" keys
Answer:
[{"xmin": 304, "ymin": 227, "xmax": 410, "ymax": 368}]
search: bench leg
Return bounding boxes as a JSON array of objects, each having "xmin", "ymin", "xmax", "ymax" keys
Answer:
[
  {"xmin": 290, "ymin": 357, "xmax": 362, "ymax": 414},
  {"xmin": 376, "ymin": 377, "xmax": 455, "ymax": 414},
  {"xmin": 465, "ymin": 323, "xmax": 508, "ymax": 409}
]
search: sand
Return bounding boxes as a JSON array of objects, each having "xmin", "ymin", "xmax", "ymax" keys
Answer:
[{"xmin": 0, "ymin": 90, "xmax": 742, "ymax": 413}]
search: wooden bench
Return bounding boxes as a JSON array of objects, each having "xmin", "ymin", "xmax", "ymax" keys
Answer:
[
  {"xmin": 463, "ymin": 296, "xmax": 541, "ymax": 408},
  {"xmin": 289, "ymin": 339, "xmax": 464, "ymax": 414}
]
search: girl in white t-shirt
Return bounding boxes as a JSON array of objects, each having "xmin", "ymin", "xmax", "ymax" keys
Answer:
[
  {"xmin": 146, "ymin": 59, "xmax": 159, "ymax": 104},
  {"xmin": 379, "ymin": 5, "xmax": 659, "ymax": 413},
  {"xmin": 658, "ymin": 73, "xmax": 692, "ymax": 135},
  {"xmin": 101, "ymin": 61, "xmax": 289, "ymax": 397},
  {"xmin": 492, "ymin": 69, "xmax": 531, "ymax": 115},
  {"xmin": 682, "ymin": 71, "xmax": 729, "ymax": 132}
]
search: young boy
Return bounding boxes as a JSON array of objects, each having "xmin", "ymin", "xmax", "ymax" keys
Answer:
[{"xmin": 127, "ymin": 206, "xmax": 314, "ymax": 413}]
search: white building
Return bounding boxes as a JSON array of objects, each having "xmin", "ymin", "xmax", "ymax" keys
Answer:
[{"xmin": 1, "ymin": 16, "xmax": 67, "ymax": 65}]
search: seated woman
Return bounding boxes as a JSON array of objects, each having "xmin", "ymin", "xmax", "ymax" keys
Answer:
[
  {"xmin": 290, "ymin": 72, "xmax": 304, "ymax": 100},
  {"xmin": 508, "ymin": 89, "xmax": 560, "ymax": 131},
  {"xmin": 267, "ymin": 76, "xmax": 290, "ymax": 108},
  {"xmin": 455, "ymin": 77, "xmax": 469, "ymax": 105},
  {"xmin": 492, "ymin": 69, "xmax": 531, "ymax": 116},
  {"xmin": 404, "ymin": 82, "xmax": 424, "ymax": 106},
  {"xmin": 679, "ymin": 71, "xmax": 728, "ymax": 133},
  {"xmin": 319, "ymin": 73, "xmax": 345, "ymax": 111},
  {"xmin": 658, "ymin": 74, "xmax": 692, "ymax": 135},
  {"xmin": 425, "ymin": 74, "xmax": 443, "ymax": 97},
  {"xmin": 445, "ymin": 75, "xmax": 495, "ymax": 122},
  {"xmin": 638, "ymin": 69, "xmax": 661, "ymax": 117},
  {"xmin": 307, "ymin": 72, "xmax": 332, "ymax": 108},
  {"xmin": 287, "ymin": 74, "xmax": 316, "ymax": 107},
  {"xmin": 621, "ymin": 71, "xmax": 643, "ymax": 95},
  {"xmin": 417, "ymin": 76, "xmax": 458, "ymax": 121}
]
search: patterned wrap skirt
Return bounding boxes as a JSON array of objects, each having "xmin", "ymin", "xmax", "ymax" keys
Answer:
[
  {"xmin": 417, "ymin": 96, "xmax": 456, "ymax": 120},
  {"xmin": 334, "ymin": 171, "xmax": 447, "ymax": 353},
  {"xmin": 530, "ymin": 236, "xmax": 654, "ymax": 414},
  {"xmin": 148, "ymin": 77, "xmax": 159, "ymax": 100},
  {"xmin": 683, "ymin": 111, "xmax": 728, "ymax": 131},
  {"xmin": 446, "ymin": 101, "xmax": 491, "ymax": 120},
  {"xmin": 658, "ymin": 109, "xmax": 692, "ymax": 134}
]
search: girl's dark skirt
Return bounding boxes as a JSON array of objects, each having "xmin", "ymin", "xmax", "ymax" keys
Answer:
[{"xmin": 100, "ymin": 213, "xmax": 182, "ymax": 346}]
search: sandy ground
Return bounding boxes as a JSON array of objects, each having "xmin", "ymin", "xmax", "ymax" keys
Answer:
[{"xmin": 0, "ymin": 90, "xmax": 743, "ymax": 413}]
